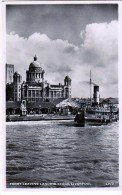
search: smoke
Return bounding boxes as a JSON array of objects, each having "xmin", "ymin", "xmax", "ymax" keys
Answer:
[{"xmin": 81, "ymin": 81, "xmax": 97, "ymax": 86}]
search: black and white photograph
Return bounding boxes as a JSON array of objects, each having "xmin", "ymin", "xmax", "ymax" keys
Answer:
[{"xmin": 3, "ymin": 0, "xmax": 121, "ymax": 190}]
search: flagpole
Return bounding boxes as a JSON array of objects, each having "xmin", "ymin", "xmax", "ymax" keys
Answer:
[{"xmin": 90, "ymin": 70, "xmax": 92, "ymax": 105}]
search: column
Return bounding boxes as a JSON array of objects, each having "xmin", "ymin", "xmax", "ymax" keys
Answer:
[
  {"xmin": 27, "ymin": 88, "xmax": 28, "ymax": 101},
  {"xmin": 31, "ymin": 90, "xmax": 32, "ymax": 101}
]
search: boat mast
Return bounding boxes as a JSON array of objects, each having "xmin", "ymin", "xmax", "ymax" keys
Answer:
[{"xmin": 90, "ymin": 70, "xmax": 92, "ymax": 105}]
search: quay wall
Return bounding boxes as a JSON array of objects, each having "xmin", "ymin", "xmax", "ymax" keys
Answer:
[{"xmin": 6, "ymin": 114, "xmax": 75, "ymax": 122}]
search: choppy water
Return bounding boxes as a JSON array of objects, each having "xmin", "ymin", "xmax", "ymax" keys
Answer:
[{"xmin": 6, "ymin": 120, "xmax": 119, "ymax": 188}]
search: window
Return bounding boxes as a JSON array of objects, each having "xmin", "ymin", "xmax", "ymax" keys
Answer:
[
  {"xmin": 32, "ymin": 90, "xmax": 35, "ymax": 97},
  {"xmin": 51, "ymin": 91, "xmax": 53, "ymax": 97},
  {"xmin": 24, "ymin": 90, "xmax": 26, "ymax": 97},
  {"xmin": 57, "ymin": 92, "xmax": 60, "ymax": 98},
  {"xmin": 54, "ymin": 91, "xmax": 56, "ymax": 97},
  {"xmin": 36, "ymin": 91, "xmax": 39, "ymax": 97},
  {"xmin": 28, "ymin": 90, "xmax": 31, "ymax": 97}
]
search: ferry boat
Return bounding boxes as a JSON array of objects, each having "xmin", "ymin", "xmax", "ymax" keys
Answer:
[
  {"xmin": 74, "ymin": 106, "xmax": 119, "ymax": 126},
  {"xmin": 74, "ymin": 71, "xmax": 119, "ymax": 126}
]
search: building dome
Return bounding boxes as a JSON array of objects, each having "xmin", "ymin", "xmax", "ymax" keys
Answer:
[
  {"xmin": 26, "ymin": 55, "xmax": 44, "ymax": 83},
  {"xmin": 29, "ymin": 55, "xmax": 41, "ymax": 69},
  {"xmin": 13, "ymin": 71, "xmax": 22, "ymax": 84},
  {"xmin": 65, "ymin": 75, "xmax": 71, "ymax": 80},
  {"xmin": 29, "ymin": 61, "xmax": 40, "ymax": 68},
  {"xmin": 64, "ymin": 75, "xmax": 71, "ymax": 86},
  {"xmin": 14, "ymin": 71, "xmax": 21, "ymax": 76}
]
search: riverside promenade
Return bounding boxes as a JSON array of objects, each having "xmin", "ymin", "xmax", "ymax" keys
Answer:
[{"xmin": 6, "ymin": 114, "xmax": 75, "ymax": 122}]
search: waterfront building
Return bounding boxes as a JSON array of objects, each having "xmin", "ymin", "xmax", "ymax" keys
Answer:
[
  {"xmin": 13, "ymin": 72, "xmax": 22, "ymax": 101},
  {"xmin": 6, "ymin": 72, "xmax": 22, "ymax": 101},
  {"xmin": 45, "ymin": 75, "xmax": 71, "ymax": 101},
  {"xmin": 6, "ymin": 55, "xmax": 72, "ymax": 103},
  {"xmin": 6, "ymin": 83, "xmax": 13, "ymax": 101},
  {"xmin": 21, "ymin": 55, "xmax": 71, "ymax": 102},
  {"xmin": 6, "ymin": 64, "xmax": 14, "ymax": 84},
  {"xmin": 6, "ymin": 101, "xmax": 56, "ymax": 115},
  {"xmin": 21, "ymin": 55, "xmax": 45, "ymax": 102}
]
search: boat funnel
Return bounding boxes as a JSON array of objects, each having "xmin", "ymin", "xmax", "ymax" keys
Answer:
[{"xmin": 93, "ymin": 85, "xmax": 100, "ymax": 105}]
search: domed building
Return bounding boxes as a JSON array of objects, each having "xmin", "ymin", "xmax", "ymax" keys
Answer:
[
  {"xmin": 6, "ymin": 55, "xmax": 72, "ymax": 104},
  {"xmin": 26, "ymin": 55, "xmax": 45, "ymax": 83},
  {"xmin": 21, "ymin": 56, "xmax": 45, "ymax": 102},
  {"xmin": 20, "ymin": 55, "xmax": 72, "ymax": 102}
]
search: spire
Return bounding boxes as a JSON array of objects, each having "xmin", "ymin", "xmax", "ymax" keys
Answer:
[{"xmin": 34, "ymin": 55, "xmax": 37, "ymax": 61}]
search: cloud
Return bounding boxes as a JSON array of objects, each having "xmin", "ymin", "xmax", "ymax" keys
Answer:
[
  {"xmin": 6, "ymin": 20, "xmax": 118, "ymax": 98},
  {"xmin": 75, "ymin": 20, "xmax": 118, "ymax": 97},
  {"xmin": 81, "ymin": 20, "xmax": 118, "ymax": 64}
]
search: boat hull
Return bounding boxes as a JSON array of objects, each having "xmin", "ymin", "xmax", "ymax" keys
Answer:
[{"xmin": 74, "ymin": 111, "xmax": 118, "ymax": 127}]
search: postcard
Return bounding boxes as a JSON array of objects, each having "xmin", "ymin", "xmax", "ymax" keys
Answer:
[{"xmin": 1, "ymin": 0, "xmax": 122, "ymax": 193}]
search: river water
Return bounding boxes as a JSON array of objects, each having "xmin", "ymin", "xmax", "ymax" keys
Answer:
[{"xmin": 6, "ymin": 120, "xmax": 119, "ymax": 188}]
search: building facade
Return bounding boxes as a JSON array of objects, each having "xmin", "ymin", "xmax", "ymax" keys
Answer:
[
  {"xmin": 6, "ymin": 56, "xmax": 72, "ymax": 102},
  {"xmin": 6, "ymin": 72, "xmax": 22, "ymax": 101},
  {"xmin": 13, "ymin": 72, "xmax": 22, "ymax": 101},
  {"xmin": 45, "ymin": 75, "xmax": 71, "ymax": 101},
  {"xmin": 6, "ymin": 64, "xmax": 14, "ymax": 84}
]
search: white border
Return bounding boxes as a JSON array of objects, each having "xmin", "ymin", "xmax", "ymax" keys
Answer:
[
  {"xmin": 118, "ymin": 0, "xmax": 122, "ymax": 192},
  {"xmin": 1, "ymin": 0, "xmax": 121, "ymax": 4},
  {"xmin": 0, "ymin": 1, "xmax": 122, "ymax": 194}
]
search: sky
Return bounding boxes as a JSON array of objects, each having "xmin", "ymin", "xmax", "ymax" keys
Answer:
[{"xmin": 6, "ymin": 3, "xmax": 118, "ymax": 98}]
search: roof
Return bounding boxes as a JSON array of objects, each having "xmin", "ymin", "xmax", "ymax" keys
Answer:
[
  {"xmin": 14, "ymin": 72, "xmax": 21, "ymax": 76},
  {"xmin": 27, "ymin": 82, "xmax": 43, "ymax": 87},
  {"xmin": 26, "ymin": 102, "xmax": 55, "ymax": 109},
  {"xmin": 64, "ymin": 75, "xmax": 71, "ymax": 80},
  {"xmin": 29, "ymin": 61, "xmax": 41, "ymax": 68},
  {"xmin": 29, "ymin": 56, "xmax": 41, "ymax": 68},
  {"xmin": 56, "ymin": 98, "xmax": 80, "ymax": 108},
  {"xmin": 6, "ymin": 101, "xmax": 56, "ymax": 109},
  {"xmin": 6, "ymin": 64, "xmax": 14, "ymax": 67},
  {"xmin": 102, "ymin": 98, "xmax": 119, "ymax": 104},
  {"xmin": 50, "ymin": 84, "xmax": 63, "ymax": 88},
  {"xmin": 6, "ymin": 101, "xmax": 21, "ymax": 109},
  {"xmin": 53, "ymin": 98, "xmax": 66, "ymax": 105}
]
